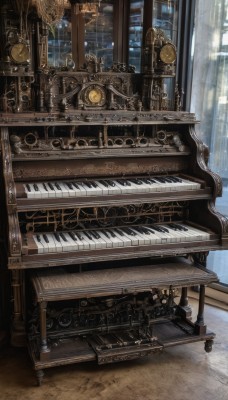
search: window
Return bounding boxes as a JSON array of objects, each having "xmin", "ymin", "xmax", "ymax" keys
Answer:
[{"xmin": 191, "ymin": 0, "xmax": 228, "ymax": 286}]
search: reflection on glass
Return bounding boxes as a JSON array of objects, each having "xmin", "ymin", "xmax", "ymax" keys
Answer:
[
  {"xmin": 154, "ymin": 1, "xmax": 179, "ymax": 108},
  {"xmin": 153, "ymin": 0, "xmax": 178, "ymax": 42},
  {"xmin": 48, "ymin": 2, "xmax": 114, "ymax": 70},
  {"xmin": 84, "ymin": 1, "xmax": 114, "ymax": 69},
  {"xmin": 48, "ymin": 8, "xmax": 72, "ymax": 68},
  {"xmin": 129, "ymin": 1, "xmax": 144, "ymax": 72}
]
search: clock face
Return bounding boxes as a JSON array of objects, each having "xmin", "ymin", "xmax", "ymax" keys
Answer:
[
  {"xmin": 84, "ymin": 85, "xmax": 106, "ymax": 106},
  {"xmin": 10, "ymin": 42, "xmax": 30, "ymax": 64},
  {"xmin": 88, "ymin": 89, "xmax": 102, "ymax": 104},
  {"xmin": 160, "ymin": 43, "xmax": 176, "ymax": 64}
]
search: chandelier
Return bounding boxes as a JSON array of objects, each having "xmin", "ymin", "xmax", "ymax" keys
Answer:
[
  {"xmin": 34, "ymin": 0, "xmax": 67, "ymax": 25},
  {"xmin": 34, "ymin": 1, "xmax": 102, "ymax": 24}
]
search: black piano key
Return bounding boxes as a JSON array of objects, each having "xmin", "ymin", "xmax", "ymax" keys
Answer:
[
  {"xmin": 26, "ymin": 184, "xmax": 31, "ymax": 192},
  {"xmin": 66, "ymin": 182, "xmax": 74, "ymax": 190},
  {"xmin": 83, "ymin": 182, "xmax": 93, "ymax": 188},
  {"xmin": 75, "ymin": 232, "xmax": 83, "ymax": 241},
  {"xmin": 90, "ymin": 231, "xmax": 100, "ymax": 239},
  {"xmin": 174, "ymin": 223, "xmax": 188, "ymax": 231},
  {"xmin": 99, "ymin": 180, "xmax": 109, "ymax": 188},
  {"xmin": 116, "ymin": 179, "xmax": 127, "ymax": 187},
  {"xmin": 107, "ymin": 180, "xmax": 116, "ymax": 187},
  {"xmin": 54, "ymin": 182, "xmax": 62, "ymax": 190},
  {"xmin": 155, "ymin": 177, "xmax": 166, "ymax": 183},
  {"xmin": 114, "ymin": 228, "xmax": 124, "ymax": 237},
  {"xmin": 48, "ymin": 182, "xmax": 55, "ymax": 190},
  {"xmin": 43, "ymin": 183, "xmax": 48, "ymax": 191},
  {"xmin": 102, "ymin": 231, "xmax": 111, "ymax": 238},
  {"xmin": 72, "ymin": 182, "xmax": 80, "ymax": 190},
  {"xmin": 145, "ymin": 227, "xmax": 155, "ymax": 234},
  {"xmin": 54, "ymin": 232, "xmax": 61, "ymax": 242},
  {"xmin": 42, "ymin": 234, "xmax": 49, "ymax": 243},
  {"xmin": 33, "ymin": 183, "xmax": 39, "ymax": 191},
  {"xmin": 69, "ymin": 231, "xmax": 77, "ymax": 241},
  {"xmin": 84, "ymin": 231, "xmax": 93, "ymax": 240},
  {"xmin": 152, "ymin": 225, "xmax": 167, "ymax": 233},
  {"xmin": 91, "ymin": 182, "xmax": 98, "ymax": 188},
  {"xmin": 169, "ymin": 176, "xmax": 182, "ymax": 182},
  {"xmin": 130, "ymin": 178, "xmax": 143, "ymax": 185},
  {"xmin": 142, "ymin": 178, "xmax": 151, "ymax": 184},
  {"xmin": 159, "ymin": 225, "xmax": 169, "ymax": 233},
  {"xmin": 135, "ymin": 226, "xmax": 149, "ymax": 235},
  {"xmin": 122, "ymin": 227, "xmax": 135, "ymax": 236},
  {"xmin": 60, "ymin": 232, "xmax": 67, "ymax": 242},
  {"xmin": 36, "ymin": 234, "xmax": 41, "ymax": 242},
  {"xmin": 107, "ymin": 230, "xmax": 116, "ymax": 238}
]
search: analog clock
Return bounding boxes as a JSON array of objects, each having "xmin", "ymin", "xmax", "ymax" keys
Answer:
[
  {"xmin": 84, "ymin": 85, "xmax": 106, "ymax": 106},
  {"xmin": 160, "ymin": 43, "xmax": 176, "ymax": 64},
  {"xmin": 9, "ymin": 42, "xmax": 30, "ymax": 64}
]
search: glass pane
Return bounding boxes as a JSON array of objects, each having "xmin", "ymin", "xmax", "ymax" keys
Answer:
[
  {"xmin": 153, "ymin": 1, "xmax": 179, "ymax": 108},
  {"xmin": 48, "ymin": 8, "xmax": 72, "ymax": 68},
  {"xmin": 191, "ymin": 0, "xmax": 228, "ymax": 285},
  {"xmin": 129, "ymin": 1, "xmax": 144, "ymax": 72},
  {"xmin": 48, "ymin": 2, "xmax": 114, "ymax": 70},
  {"xmin": 84, "ymin": 1, "xmax": 114, "ymax": 69},
  {"xmin": 153, "ymin": 0, "xmax": 178, "ymax": 43}
]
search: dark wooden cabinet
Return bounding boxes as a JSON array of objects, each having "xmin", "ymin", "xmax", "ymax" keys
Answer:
[{"xmin": 0, "ymin": 0, "xmax": 227, "ymax": 385}]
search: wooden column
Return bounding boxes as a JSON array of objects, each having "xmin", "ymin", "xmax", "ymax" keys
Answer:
[
  {"xmin": 39, "ymin": 301, "xmax": 50, "ymax": 361},
  {"xmin": 195, "ymin": 285, "xmax": 207, "ymax": 334}
]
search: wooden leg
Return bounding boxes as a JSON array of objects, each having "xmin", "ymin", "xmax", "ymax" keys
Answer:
[
  {"xmin": 205, "ymin": 339, "xmax": 214, "ymax": 353},
  {"xmin": 36, "ymin": 369, "xmax": 44, "ymax": 386},
  {"xmin": 39, "ymin": 301, "xmax": 50, "ymax": 361},
  {"xmin": 195, "ymin": 285, "xmax": 207, "ymax": 334},
  {"xmin": 177, "ymin": 287, "xmax": 192, "ymax": 319},
  {"xmin": 10, "ymin": 270, "xmax": 26, "ymax": 346}
]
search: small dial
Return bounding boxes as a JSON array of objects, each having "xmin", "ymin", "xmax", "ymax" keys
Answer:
[
  {"xmin": 10, "ymin": 42, "xmax": 30, "ymax": 64},
  {"xmin": 88, "ymin": 89, "xmax": 102, "ymax": 104},
  {"xmin": 84, "ymin": 85, "xmax": 106, "ymax": 106},
  {"xmin": 160, "ymin": 43, "xmax": 176, "ymax": 64}
]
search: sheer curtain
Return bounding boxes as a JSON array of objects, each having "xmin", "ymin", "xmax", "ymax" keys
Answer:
[
  {"xmin": 191, "ymin": 0, "xmax": 228, "ymax": 287},
  {"xmin": 191, "ymin": 0, "xmax": 228, "ymax": 176}
]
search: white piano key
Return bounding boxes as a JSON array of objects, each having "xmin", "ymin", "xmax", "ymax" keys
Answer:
[
  {"xmin": 106, "ymin": 229, "xmax": 126, "ymax": 247},
  {"xmin": 159, "ymin": 225, "xmax": 181, "ymax": 243},
  {"xmin": 45, "ymin": 182, "xmax": 56, "ymax": 197},
  {"xmin": 78, "ymin": 232, "xmax": 97, "ymax": 250},
  {"xmin": 88, "ymin": 231, "xmax": 107, "ymax": 249},
  {"xmin": 147, "ymin": 226, "xmax": 171, "ymax": 243},
  {"xmin": 35, "ymin": 183, "xmax": 49, "ymax": 199},
  {"xmin": 58, "ymin": 183, "xmax": 71, "ymax": 198},
  {"xmin": 182, "ymin": 224, "xmax": 210, "ymax": 241},
  {"xmin": 96, "ymin": 230, "xmax": 113, "ymax": 248},
  {"xmin": 70, "ymin": 232, "xmax": 90, "ymax": 250},
  {"xmin": 142, "ymin": 227, "xmax": 162, "ymax": 244},
  {"xmin": 94, "ymin": 181, "xmax": 110, "ymax": 195},
  {"xmin": 51, "ymin": 233, "xmax": 63, "ymax": 252},
  {"xmin": 80, "ymin": 182, "xmax": 100, "ymax": 196},
  {"xmin": 43, "ymin": 233, "xmax": 58, "ymax": 252},
  {"xmin": 118, "ymin": 228, "xmax": 140, "ymax": 246},
  {"xmin": 49, "ymin": 182, "xmax": 64, "ymax": 198},
  {"xmin": 33, "ymin": 235, "xmax": 45, "ymax": 254},
  {"xmin": 105, "ymin": 180, "xmax": 122, "ymax": 195},
  {"xmin": 130, "ymin": 227, "xmax": 152, "ymax": 245}
]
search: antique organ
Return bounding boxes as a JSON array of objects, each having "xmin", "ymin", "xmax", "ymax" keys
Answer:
[{"xmin": 0, "ymin": 0, "xmax": 227, "ymax": 385}]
